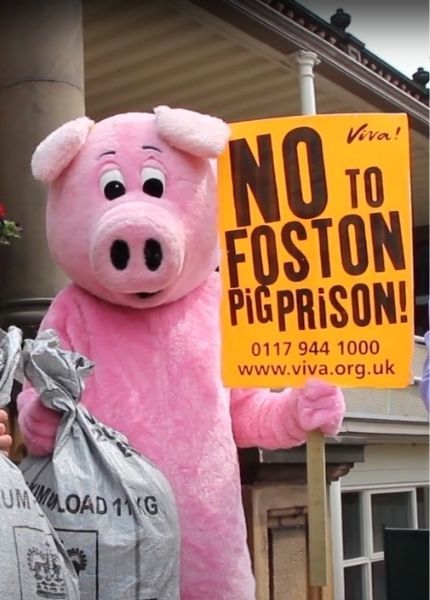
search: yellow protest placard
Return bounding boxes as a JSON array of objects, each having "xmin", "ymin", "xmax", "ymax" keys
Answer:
[{"xmin": 218, "ymin": 113, "xmax": 414, "ymax": 388}]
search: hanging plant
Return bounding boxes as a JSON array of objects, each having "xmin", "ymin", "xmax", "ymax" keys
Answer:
[{"xmin": 0, "ymin": 203, "xmax": 22, "ymax": 245}]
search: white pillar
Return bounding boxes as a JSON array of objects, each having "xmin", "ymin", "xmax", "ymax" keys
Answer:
[
  {"xmin": 296, "ymin": 50, "xmax": 320, "ymax": 116},
  {"xmin": 297, "ymin": 47, "xmax": 330, "ymax": 589},
  {"xmin": 329, "ymin": 480, "xmax": 345, "ymax": 600}
]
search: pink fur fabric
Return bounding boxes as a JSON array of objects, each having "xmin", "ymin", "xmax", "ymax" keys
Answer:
[
  {"xmin": 32, "ymin": 117, "xmax": 94, "ymax": 183},
  {"xmin": 154, "ymin": 105, "xmax": 231, "ymax": 158},
  {"xmin": 18, "ymin": 108, "xmax": 345, "ymax": 600}
]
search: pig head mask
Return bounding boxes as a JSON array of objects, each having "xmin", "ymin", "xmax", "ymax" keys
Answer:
[{"xmin": 31, "ymin": 106, "xmax": 230, "ymax": 308}]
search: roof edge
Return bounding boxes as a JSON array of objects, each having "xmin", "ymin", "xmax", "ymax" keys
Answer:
[{"xmin": 189, "ymin": 0, "xmax": 429, "ymax": 134}]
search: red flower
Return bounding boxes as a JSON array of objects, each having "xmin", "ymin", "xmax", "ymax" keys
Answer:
[{"xmin": 0, "ymin": 203, "xmax": 5, "ymax": 219}]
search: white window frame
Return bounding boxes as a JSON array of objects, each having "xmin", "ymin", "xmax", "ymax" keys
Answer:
[{"xmin": 330, "ymin": 482, "xmax": 428, "ymax": 600}]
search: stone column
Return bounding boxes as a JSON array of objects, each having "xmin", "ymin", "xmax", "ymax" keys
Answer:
[{"xmin": 0, "ymin": 0, "xmax": 85, "ymax": 331}]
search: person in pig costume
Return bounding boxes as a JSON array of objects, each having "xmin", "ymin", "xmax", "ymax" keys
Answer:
[{"xmin": 18, "ymin": 107, "xmax": 345, "ymax": 599}]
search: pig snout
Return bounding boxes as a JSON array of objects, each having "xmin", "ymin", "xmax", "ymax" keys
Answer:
[
  {"xmin": 110, "ymin": 238, "xmax": 163, "ymax": 272},
  {"xmin": 90, "ymin": 202, "xmax": 185, "ymax": 295}
]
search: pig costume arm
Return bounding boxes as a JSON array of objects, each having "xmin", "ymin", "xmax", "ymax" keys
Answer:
[
  {"xmin": 230, "ymin": 382, "xmax": 344, "ymax": 449},
  {"xmin": 17, "ymin": 292, "xmax": 77, "ymax": 455}
]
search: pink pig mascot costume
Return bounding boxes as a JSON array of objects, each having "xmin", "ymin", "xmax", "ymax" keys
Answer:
[{"xmin": 18, "ymin": 107, "xmax": 345, "ymax": 600}]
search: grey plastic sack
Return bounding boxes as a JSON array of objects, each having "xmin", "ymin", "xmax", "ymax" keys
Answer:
[
  {"xmin": 20, "ymin": 330, "xmax": 180, "ymax": 600},
  {"xmin": 0, "ymin": 326, "xmax": 80, "ymax": 600}
]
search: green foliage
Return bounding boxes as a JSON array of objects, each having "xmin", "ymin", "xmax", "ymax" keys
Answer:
[{"xmin": 0, "ymin": 219, "xmax": 22, "ymax": 245}]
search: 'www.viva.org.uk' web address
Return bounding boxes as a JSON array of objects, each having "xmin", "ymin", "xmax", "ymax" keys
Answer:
[{"xmin": 237, "ymin": 359, "xmax": 395, "ymax": 380}]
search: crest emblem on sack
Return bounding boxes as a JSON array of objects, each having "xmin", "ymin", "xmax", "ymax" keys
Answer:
[{"xmin": 27, "ymin": 543, "xmax": 67, "ymax": 599}]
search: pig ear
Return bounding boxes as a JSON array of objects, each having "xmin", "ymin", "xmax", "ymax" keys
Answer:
[
  {"xmin": 154, "ymin": 105, "xmax": 230, "ymax": 158},
  {"xmin": 31, "ymin": 116, "xmax": 94, "ymax": 183}
]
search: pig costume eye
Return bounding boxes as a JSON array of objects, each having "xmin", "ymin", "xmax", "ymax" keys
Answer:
[
  {"xmin": 141, "ymin": 167, "xmax": 165, "ymax": 198},
  {"xmin": 99, "ymin": 169, "xmax": 126, "ymax": 200}
]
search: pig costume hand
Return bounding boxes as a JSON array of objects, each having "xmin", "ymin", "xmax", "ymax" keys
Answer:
[{"xmin": 18, "ymin": 107, "xmax": 345, "ymax": 600}]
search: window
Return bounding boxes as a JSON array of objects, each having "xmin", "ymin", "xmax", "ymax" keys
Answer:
[
  {"xmin": 342, "ymin": 492, "xmax": 363, "ymax": 559},
  {"xmin": 340, "ymin": 486, "xmax": 428, "ymax": 600},
  {"xmin": 417, "ymin": 487, "xmax": 429, "ymax": 529},
  {"xmin": 371, "ymin": 492, "xmax": 412, "ymax": 553}
]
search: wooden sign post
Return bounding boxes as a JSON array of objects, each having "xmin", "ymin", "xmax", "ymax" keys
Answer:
[{"xmin": 307, "ymin": 429, "xmax": 328, "ymax": 591}]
